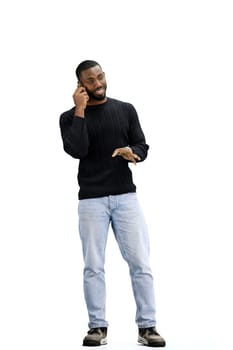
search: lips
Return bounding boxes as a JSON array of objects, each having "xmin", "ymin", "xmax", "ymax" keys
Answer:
[{"xmin": 95, "ymin": 88, "xmax": 105, "ymax": 95}]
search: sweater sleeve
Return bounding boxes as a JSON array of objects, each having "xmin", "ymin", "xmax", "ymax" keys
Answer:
[
  {"xmin": 59, "ymin": 110, "xmax": 89, "ymax": 159},
  {"xmin": 127, "ymin": 104, "xmax": 149, "ymax": 162}
]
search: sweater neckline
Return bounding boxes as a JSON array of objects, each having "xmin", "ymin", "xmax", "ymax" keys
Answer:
[{"xmin": 86, "ymin": 98, "xmax": 109, "ymax": 109}]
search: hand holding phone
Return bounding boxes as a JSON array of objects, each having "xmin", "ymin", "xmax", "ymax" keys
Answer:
[
  {"xmin": 73, "ymin": 83, "xmax": 89, "ymax": 107},
  {"xmin": 73, "ymin": 82, "xmax": 89, "ymax": 117}
]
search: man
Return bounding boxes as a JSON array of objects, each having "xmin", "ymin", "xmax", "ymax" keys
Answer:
[{"xmin": 59, "ymin": 60, "xmax": 166, "ymax": 347}]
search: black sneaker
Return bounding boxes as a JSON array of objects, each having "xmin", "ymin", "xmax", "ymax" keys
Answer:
[
  {"xmin": 138, "ymin": 327, "xmax": 166, "ymax": 347},
  {"xmin": 83, "ymin": 327, "xmax": 107, "ymax": 346}
]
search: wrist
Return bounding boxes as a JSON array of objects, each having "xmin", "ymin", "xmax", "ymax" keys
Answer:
[{"xmin": 74, "ymin": 106, "xmax": 85, "ymax": 118}]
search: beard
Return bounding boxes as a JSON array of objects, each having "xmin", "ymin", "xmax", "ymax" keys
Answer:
[{"xmin": 85, "ymin": 84, "xmax": 107, "ymax": 101}]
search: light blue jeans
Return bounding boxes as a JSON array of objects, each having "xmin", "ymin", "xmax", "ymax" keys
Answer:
[{"xmin": 78, "ymin": 193, "xmax": 156, "ymax": 329}]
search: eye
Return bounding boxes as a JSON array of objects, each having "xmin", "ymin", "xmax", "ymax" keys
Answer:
[
  {"xmin": 86, "ymin": 78, "xmax": 94, "ymax": 84},
  {"xmin": 98, "ymin": 73, "xmax": 105, "ymax": 80}
]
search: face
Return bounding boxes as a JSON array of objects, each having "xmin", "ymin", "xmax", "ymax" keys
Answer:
[{"xmin": 79, "ymin": 65, "xmax": 107, "ymax": 102}]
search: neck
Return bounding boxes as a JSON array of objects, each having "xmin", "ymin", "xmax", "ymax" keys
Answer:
[{"xmin": 87, "ymin": 97, "xmax": 107, "ymax": 106}]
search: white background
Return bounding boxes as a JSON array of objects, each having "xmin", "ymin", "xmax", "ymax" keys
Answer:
[{"xmin": 0, "ymin": 1, "xmax": 232, "ymax": 349}]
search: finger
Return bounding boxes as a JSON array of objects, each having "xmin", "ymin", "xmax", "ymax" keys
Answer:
[
  {"xmin": 112, "ymin": 149, "xmax": 119, "ymax": 157},
  {"xmin": 113, "ymin": 148, "xmax": 125, "ymax": 157},
  {"xmin": 75, "ymin": 85, "xmax": 85, "ymax": 92},
  {"xmin": 124, "ymin": 153, "xmax": 140, "ymax": 164},
  {"xmin": 131, "ymin": 157, "xmax": 136, "ymax": 164},
  {"xmin": 73, "ymin": 86, "xmax": 81, "ymax": 96},
  {"xmin": 120, "ymin": 153, "xmax": 135, "ymax": 163},
  {"xmin": 133, "ymin": 153, "xmax": 141, "ymax": 161},
  {"xmin": 73, "ymin": 87, "xmax": 78, "ymax": 95},
  {"xmin": 79, "ymin": 87, "xmax": 86, "ymax": 94}
]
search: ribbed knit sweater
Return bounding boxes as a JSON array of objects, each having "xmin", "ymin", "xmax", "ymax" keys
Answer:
[{"xmin": 59, "ymin": 97, "xmax": 149, "ymax": 199}]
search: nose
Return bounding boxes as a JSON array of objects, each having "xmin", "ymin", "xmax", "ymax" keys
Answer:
[{"xmin": 93, "ymin": 78, "xmax": 102, "ymax": 89}]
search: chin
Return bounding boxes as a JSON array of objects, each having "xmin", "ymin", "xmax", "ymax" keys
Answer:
[{"xmin": 94, "ymin": 94, "xmax": 106, "ymax": 101}]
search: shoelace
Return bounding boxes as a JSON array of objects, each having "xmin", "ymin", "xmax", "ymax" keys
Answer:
[
  {"xmin": 147, "ymin": 327, "xmax": 159, "ymax": 336},
  {"xmin": 88, "ymin": 328, "xmax": 101, "ymax": 335}
]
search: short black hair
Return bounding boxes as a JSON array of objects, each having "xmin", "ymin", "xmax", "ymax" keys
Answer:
[{"xmin": 75, "ymin": 60, "xmax": 101, "ymax": 81}]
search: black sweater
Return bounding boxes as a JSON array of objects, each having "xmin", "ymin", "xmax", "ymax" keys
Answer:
[{"xmin": 59, "ymin": 97, "xmax": 149, "ymax": 199}]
